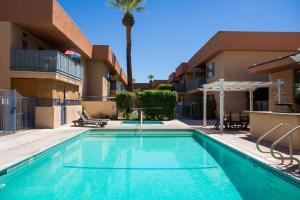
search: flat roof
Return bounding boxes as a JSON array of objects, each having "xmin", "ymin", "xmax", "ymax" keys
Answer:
[
  {"xmin": 249, "ymin": 52, "xmax": 300, "ymax": 74},
  {"xmin": 188, "ymin": 31, "xmax": 300, "ymax": 71}
]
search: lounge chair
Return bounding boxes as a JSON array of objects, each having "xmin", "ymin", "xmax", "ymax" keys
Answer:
[
  {"xmin": 72, "ymin": 111, "xmax": 106, "ymax": 127},
  {"xmin": 83, "ymin": 110, "xmax": 110, "ymax": 124}
]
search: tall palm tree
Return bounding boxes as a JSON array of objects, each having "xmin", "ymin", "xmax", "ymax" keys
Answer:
[{"xmin": 108, "ymin": 0, "xmax": 146, "ymax": 92}]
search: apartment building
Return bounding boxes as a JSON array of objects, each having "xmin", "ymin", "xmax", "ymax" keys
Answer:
[
  {"xmin": 169, "ymin": 31, "xmax": 300, "ymax": 118},
  {"xmin": 133, "ymin": 80, "xmax": 169, "ymax": 91},
  {"xmin": 0, "ymin": 0, "xmax": 127, "ymax": 129}
]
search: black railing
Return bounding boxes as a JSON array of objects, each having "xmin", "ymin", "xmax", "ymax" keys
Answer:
[
  {"xmin": 81, "ymin": 96, "xmax": 115, "ymax": 101},
  {"xmin": 11, "ymin": 49, "xmax": 83, "ymax": 80},
  {"xmin": 36, "ymin": 98, "xmax": 81, "ymax": 107},
  {"xmin": 186, "ymin": 77, "xmax": 206, "ymax": 91},
  {"xmin": 173, "ymin": 83, "xmax": 186, "ymax": 93}
]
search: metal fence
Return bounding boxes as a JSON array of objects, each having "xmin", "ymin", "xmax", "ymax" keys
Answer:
[
  {"xmin": 11, "ymin": 49, "xmax": 83, "ymax": 80},
  {"xmin": 0, "ymin": 89, "xmax": 36, "ymax": 133}
]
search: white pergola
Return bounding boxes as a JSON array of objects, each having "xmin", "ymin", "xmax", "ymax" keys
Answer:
[{"xmin": 202, "ymin": 79, "xmax": 284, "ymax": 132}]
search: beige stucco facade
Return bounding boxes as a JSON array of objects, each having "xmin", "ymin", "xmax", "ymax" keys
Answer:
[
  {"xmin": 81, "ymin": 101, "xmax": 117, "ymax": 118},
  {"xmin": 0, "ymin": 0, "xmax": 127, "ymax": 129},
  {"xmin": 249, "ymin": 112, "xmax": 300, "ymax": 150},
  {"xmin": 206, "ymin": 51, "xmax": 294, "ymax": 113}
]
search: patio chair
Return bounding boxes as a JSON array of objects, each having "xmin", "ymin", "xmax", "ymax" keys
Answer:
[
  {"xmin": 83, "ymin": 110, "xmax": 110, "ymax": 125},
  {"xmin": 240, "ymin": 112, "xmax": 249, "ymax": 129},
  {"xmin": 72, "ymin": 111, "xmax": 106, "ymax": 127},
  {"xmin": 229, "ymin": 112, "xmax": 241, "ymax": 129},
  {"xmin": 214, "ymin": 111, "xmax": 229, "ymax": 129}
]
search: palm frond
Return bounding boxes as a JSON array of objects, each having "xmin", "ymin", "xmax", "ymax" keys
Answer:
[{"xmin": 108, "ymin": 0, "xmax": 146, "ymax": 13}]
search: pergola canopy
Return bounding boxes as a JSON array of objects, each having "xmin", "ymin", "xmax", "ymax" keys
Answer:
[
  {"xmin": 202, "ymin": 80, "xmax": 283, "ymax": 91},
  {"xmin": 202, "ymin": 79, "xmax": 284, "ymax": 132}
]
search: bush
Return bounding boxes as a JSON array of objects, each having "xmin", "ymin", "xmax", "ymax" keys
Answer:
[
  {"xmin": 157, "ymin": 84, "xmax": 173, "ymax": 90},
  {"xmin": 137, "ymin": 90, "xmax": 178, "ymax": 120},
  {"xmin": 115, "ymin": 91, "xmax": 135, "ymax": 117}
]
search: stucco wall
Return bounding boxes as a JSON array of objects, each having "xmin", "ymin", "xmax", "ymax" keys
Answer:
[
  {"xmin": 12, "ymin": 79, "xmax": 80, "ymax": 99},
  {"xmin": 0, "ymin": 22, "xmax": 11, "ymax": 90},
  {"xmin": 250, "ymin": 112, "xmax": 300, "ymax": 150},
  {"xmin": 205, "ymin": 51, "xmax": 294, "ymax": 113},
  {"xmin": 65, "ymin": 105, "xmax": 82, "ymax": 124},
  {"xmin": 81, "ymin": 101, "xmax": 116, "ymax": 118},
  {"xmin": 86, "ymin": 61, "xmax": 110, "ymax": 97},
  {"xmin": 269, "ymin": 69, "xmax": 294, "ymax": 110},
  {"xmin": 35, "ymin": 106, "xmax": 61, "ymax": 128}
]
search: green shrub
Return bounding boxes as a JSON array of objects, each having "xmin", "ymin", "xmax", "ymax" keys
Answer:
[
  {"xmin": 116, "ymin": 91, "xmax": 134, "ymax": 113},
  {"xmin": 137, "ymin": 90, "xmax": 178, "ymax": 120},
  {"xmin": 157, "ymin": 84, "xmax": 173, "ymax": 90}
]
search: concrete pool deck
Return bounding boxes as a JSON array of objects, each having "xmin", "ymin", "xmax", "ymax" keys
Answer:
[{"xmin": 0, "ymin": 119, "xmax": 299, "ymax": 180}]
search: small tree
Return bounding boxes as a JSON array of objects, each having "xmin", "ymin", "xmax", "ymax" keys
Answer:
[{"xmin": 147, "ymin": 74, "xmax": 155, "ymax": 82}]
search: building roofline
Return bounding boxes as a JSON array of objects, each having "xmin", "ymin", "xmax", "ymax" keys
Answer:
[{"xmin": 188, "ymin": 31, "xmax": 300, "ymax": 71}]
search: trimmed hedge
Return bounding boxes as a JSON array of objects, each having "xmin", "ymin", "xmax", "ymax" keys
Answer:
[
  {"xmin": 115, "ymin": 91, "xmax": 134, "ymax": 110},
  {"xmin": 116, "ymin": 90, "xmax": 178, "ymax": 120},
  {"xmin": 157, "ymin": 84, "xmax": 173, "ymax": 90},
  {"xmin": 137, "ymin": 90, "xmax": 178, "ymax": 120}
]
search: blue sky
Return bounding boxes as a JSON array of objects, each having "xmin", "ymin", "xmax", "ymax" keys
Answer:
[{"xmin": 58, "ymin": 0, "xmax": 300, "ymax": 82}]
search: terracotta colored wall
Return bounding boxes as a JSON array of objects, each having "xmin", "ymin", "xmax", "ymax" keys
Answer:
[
  {"xmin": 10, "ymin": 23, "xmax": 50, "ymax": 49},
  {"xmin": 0, "ymin": 22, "xmax": 11, "ymax": 90},
  {"xmin": 205, "ymin": 51, "xmax": 294, "ymax": 113},
  {"xmin": 87, "ymin": 61, "xmax": 110, "ymax": 97},
  {"xmin": 250, "ymin": 112, "xmax": 300, "ymax": 150},
  {"xmin": 11, "ymin": 78, "xmax": 79, "ymax": 99},
  {"xmin": 81, "ymin": 101, "xmax": 117, "ymax": 117},
  {"xmin": 269, "ymin": 69, "xmax": 294, "ymax": 110}
]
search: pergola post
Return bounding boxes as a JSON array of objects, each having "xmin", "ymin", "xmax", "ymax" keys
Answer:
[
  {"xmin": 203, "ymin": 89, "xmax": 207, "ymax": 127},
  {"xmin": 249, "ymin": 88, "xmax": 254, "ymax": 111},
  {"xmin": 219, "ymin": 79, "xmax": 224, "ymax": 133}
]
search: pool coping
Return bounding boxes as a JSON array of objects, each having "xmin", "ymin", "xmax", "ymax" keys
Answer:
[{"xmin": 1, "ymin": 127, "xmax": 299, "ymax": 188}]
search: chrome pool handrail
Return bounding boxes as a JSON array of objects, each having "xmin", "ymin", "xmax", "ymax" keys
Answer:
[
  {"xmin": 256, "ymin": 123, "xmax": 291, "ymax": 154},
  {"xmin": 271, "ymin": 126, "xmax": 300, "ymax": 168}
]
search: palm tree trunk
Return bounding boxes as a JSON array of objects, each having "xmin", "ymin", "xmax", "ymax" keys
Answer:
[{"xmin": 126, "ymin": 26, "xmax": 133, "ymax": 91}]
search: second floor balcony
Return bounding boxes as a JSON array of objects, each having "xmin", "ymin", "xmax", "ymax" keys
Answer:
[
  {"xmin": 186, "ymin": 77, "xmax": 206, "ymax": 91},
  {"xmin": 173, "ymin": 83, "xmax": 186, "ymax": 93},
  {"xmin": 11, "ymin": 49, "xmax": 83, "ymax": 80}
]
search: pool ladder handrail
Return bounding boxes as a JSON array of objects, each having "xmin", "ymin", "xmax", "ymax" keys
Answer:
[
  {"xmin": 256, "ymin": 123, "xmax": 293, "ymax": 165},
  {"xmin": 256, "ymin": 123, "xmax": 291, "ymax": 154},
  {"xmin": 271, "ymin": 126, "xmax": 300, "ymax": 168}
]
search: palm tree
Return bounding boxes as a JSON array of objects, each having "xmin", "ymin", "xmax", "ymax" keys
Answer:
[
  {"xmin": 108, "ymin": 0, "xmax": 146, "ymax": 92},
  {"xmin": 147, "ymin": 74, "xmax": 154, "ymax": 82}
]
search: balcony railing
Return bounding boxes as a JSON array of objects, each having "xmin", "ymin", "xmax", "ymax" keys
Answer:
[
  {"xmin": 186, "ymin": 77, "xmax": 206, "ymax": 91},
  {"xmin": 11, "ymin": 49, "xmax": 83, "ymax": 80},
  {"xmin": 173, "ymin": 83, "xmax": 186, "ymax": 93}
]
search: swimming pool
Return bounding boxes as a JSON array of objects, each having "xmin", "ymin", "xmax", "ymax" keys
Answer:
[
  {"xmin": 121, "ymin": 120, "xmax": 164, "ymax": 125},
  {"xmin": 0, "ymin": 130, "xmax": 299, "ymax": 199}
]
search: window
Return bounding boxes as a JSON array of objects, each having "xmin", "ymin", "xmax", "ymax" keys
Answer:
[
  {"xmin": 207, "ymin": 63, "xmax": 215, "ymax": 78},
  {"xmin": 21, "ymin": 40, "xmax": 28, "ymax": 49},
  {"xmin": 294, "ymin": 70, "xmax": 300, "ymax": 105}
]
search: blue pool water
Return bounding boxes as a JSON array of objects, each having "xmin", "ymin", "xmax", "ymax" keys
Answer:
[
  {"xmin": 0, "ymin": 130, "xmax": 299, "ymax": 200},
  {"xmin": 121, "ymin": 121, "xmax": 164, "ymax": 125}
]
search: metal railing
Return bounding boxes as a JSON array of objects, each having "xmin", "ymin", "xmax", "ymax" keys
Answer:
[
  {"xmin": 173, "ymin": 83, "xmax": 186, "ymax": 93},
  {"xmin": 186, "ymin": 77, "xmax": 206, "ymax": 91},
  {"xmin": 81, "ymin": 96, "xmax": 115, "ymax": 102},
  {"xmin": 36, "ymin": 98, "xmax": 81, "ymax": 107},
  {"xmin": 11, "ymin": 49, "xmax": 83, "ymax": 80},
  {"xmin": 271, "ymin": 126, "xmax": 300, "ymax": 168}
]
